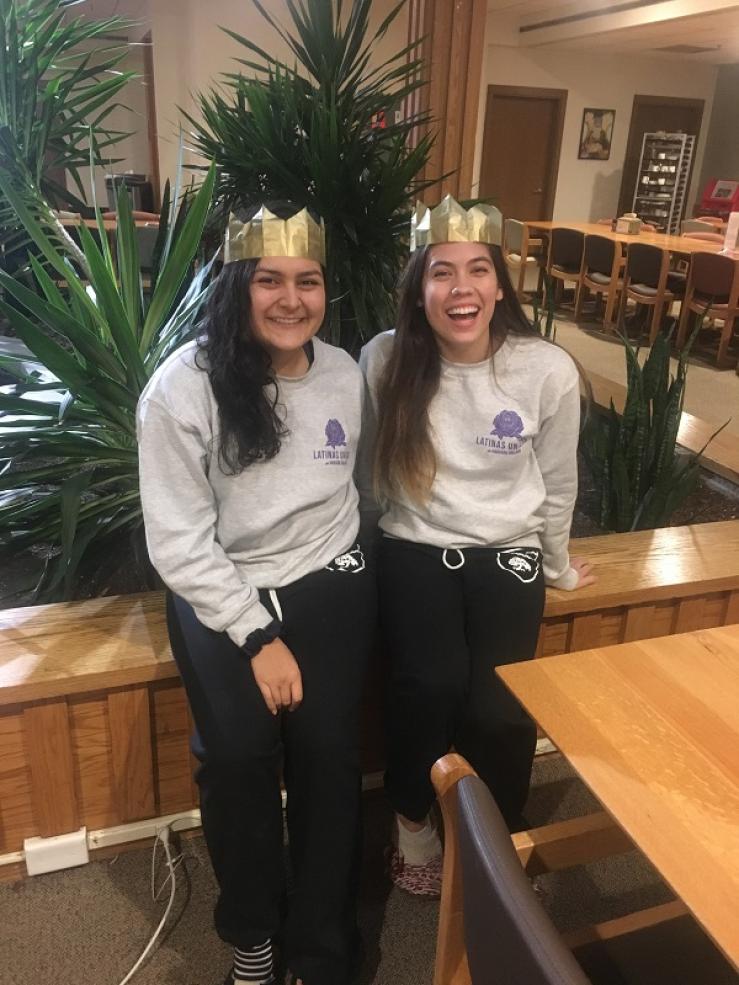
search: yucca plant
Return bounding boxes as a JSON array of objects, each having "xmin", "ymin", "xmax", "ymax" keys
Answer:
[
  {"xmin": 186, "ymin": 0, "xmax": 437, "ymax": 354},
  {"xmin": 0, "ymin": 149, "xmax": 216, "ymax": 600},
  {"xmin": 583, "ymin": 326, "xmax": 724, "ymax": 532},
  {"xmin": 0, "ymin": 0, "xmax": 135, "ymax": 267}
]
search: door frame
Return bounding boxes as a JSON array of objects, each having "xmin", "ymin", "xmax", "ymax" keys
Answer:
[{"xmin": 480, "ymin": 84, "xmax": 568, "ymax": 220}]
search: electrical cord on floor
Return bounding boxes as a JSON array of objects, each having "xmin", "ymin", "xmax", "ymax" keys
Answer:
[{"xmin": 115, "ymin": 821, "xmax": 186, "ymax": 985}]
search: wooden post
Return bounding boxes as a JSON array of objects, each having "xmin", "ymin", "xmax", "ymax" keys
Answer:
[{"xmin": 407, "ymin": 0, "xmax": 487, "ymax": 200}]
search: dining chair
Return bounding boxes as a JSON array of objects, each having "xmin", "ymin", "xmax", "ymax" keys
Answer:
[
  {"xmin": 431, "ymin": 753, "xmax": 739, "ymax": 985},
  {"xmin": 574, "ymin": 235, "xmax": 624, "ymax": 327},
  {"xmin": 676, "ymin": 251, "xmax": 739, "ymax": 367},
  {"xmin": 681, "ymin": 219, "xmax": 716, "ymax": 235},
  {"xmin": 547, "ymin": 228, "xmax": 585, "ymax": 307},
  {"xmin": 503, "ymin": 218, "xmax": 545, "ymax": 298},
  {"xmin": 618, "ymin": 242, "xmax": 684, "ymax": 343}
]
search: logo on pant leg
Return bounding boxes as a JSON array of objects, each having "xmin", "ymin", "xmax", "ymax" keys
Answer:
[
  {"xmin": 496, "ymin": 549, "xmax": 540, "ymax": 583},
  {"xmin": 325, "ymin": 544, "xmax": 365, "ymax": 573}
]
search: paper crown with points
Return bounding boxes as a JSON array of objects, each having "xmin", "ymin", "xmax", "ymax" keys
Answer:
[
  {"xmin": 224, "ymin": 206, "xmax": 326, "ymax": 265},
  {"xmin": 410, "ymin": 194, "xmax": 503, "ymax": 252}
]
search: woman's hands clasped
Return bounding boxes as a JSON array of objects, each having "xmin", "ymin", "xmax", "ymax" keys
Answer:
[{"xmin": 251, "ymin": 638, "xmax": 303, "ymax": 715}]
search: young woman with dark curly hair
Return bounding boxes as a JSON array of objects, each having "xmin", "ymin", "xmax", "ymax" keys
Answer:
[
  {"xmin": 137, "ymin": 203, "xmax": 374, "ymax": 985},
  {"xmin": 359, "ymin": 197, "xmax": 595, "ymax": 899}
]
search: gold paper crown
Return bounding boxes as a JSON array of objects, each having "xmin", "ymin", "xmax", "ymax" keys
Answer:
[
  {"xmin": 224, "ymin": 206, "xmax": 326, "ymax": 265},
  {"xmin": 410, "ymin": 195, "xmax": 503, "ymax": 251}
]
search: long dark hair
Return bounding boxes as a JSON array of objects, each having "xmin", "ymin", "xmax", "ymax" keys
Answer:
[
  {"xmin": 374, "ymin": 243, "xmax": 538, "ymax": 503},
  {"xmin": 196, "ymin": 202, "xmax": 324, "ymax": 474}
]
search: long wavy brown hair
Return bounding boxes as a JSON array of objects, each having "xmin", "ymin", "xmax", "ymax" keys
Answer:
[{"xmin": 374, "ymin": 243, "xmax": 538, "ymax": 504}]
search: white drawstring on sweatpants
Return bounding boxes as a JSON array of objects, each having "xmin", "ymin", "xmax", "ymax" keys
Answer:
[
  {"xmin": 442, "ymin": 548, "xmax": 465, "ymax": 570},
  {"xmin": 268, "ymin": 588, "xmax": 283, "ymax": 622}
]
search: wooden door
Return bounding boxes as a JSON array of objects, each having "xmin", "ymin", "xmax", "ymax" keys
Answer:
[
  {"xmin": 617, "ymin": 94, "xmax": 704, "ymax": 218},
  {"xmin": 479, "ymin": 85, "xmax": 567, "ymax": 221}
]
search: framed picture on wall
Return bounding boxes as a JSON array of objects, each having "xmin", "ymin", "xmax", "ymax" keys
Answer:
[{"xmin": 578, "ymin": 108, "xmax": 615, "ymax": 160}]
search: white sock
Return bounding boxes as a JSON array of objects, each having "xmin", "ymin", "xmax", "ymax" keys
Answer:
[
  {"xmin": 233, "ymin": 939, "xmax": 273, "ymax": 984},
  {"xmin": 397, "ymin": 816, "xmax": 442, "ymax": 865}
]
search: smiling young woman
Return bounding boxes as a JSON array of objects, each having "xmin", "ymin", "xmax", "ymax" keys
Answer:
[
  {"xmin": 137, "ymin": 203, "xmax": 374, "ymax": 985},
  {"xmin": 359, "ymin": 197, "xmax": 595, "ymax": 899}
]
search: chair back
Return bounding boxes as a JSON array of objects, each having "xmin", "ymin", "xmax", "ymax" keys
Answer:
[
  {"xmin": 625, "ymin": 242, "xmax": 664, "ymax": 286},
  {"xmin": 583, "ymin": 235, "xmax": 616, "ymax": 276},
  {"xmin": 681, "ymin": 219, "xmax": 715, "ymax": 235},
  {"xmin": 689, "ymin": 252, "xmax": 737, "ymax": 301},
  {"xmin": 550, "ymin": 229, "xmax": 584, "ymax": 271},
  {"xmin": 457, "ymin": 775, "xmax": 591, "ymax": 985},
  {"xmin": 504, "ymin": 218, "xmax": 524, "ymax": 255},
  {"xmin": 681, "ymin": 231, "xmax": 724, "ymax": 244},
  {"xmin": 136, "ymin": 226, "xmax": 159, "ymax": 273}
]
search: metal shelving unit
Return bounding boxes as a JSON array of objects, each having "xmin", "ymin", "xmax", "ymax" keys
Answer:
[{"xmin": 632, "ymin": 131, "xmax": 695, "ymax": 234}]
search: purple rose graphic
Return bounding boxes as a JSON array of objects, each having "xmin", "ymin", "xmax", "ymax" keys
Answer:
[
  {"xmin": 491, "ymin": 410, "xmax": 524, "ymax": 440},
  {"xmin": 325, "ymin": 418, "xmax": 347, "ymax": 448}
]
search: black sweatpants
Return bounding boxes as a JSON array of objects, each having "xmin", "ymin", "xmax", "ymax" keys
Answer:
[
  {"xmin": 166, "ymin": 545, "xmax": 375, "ymax": 985},
  {"xmin": 379, "ymin": 537, "xmax": 545, "ymax": 830}
]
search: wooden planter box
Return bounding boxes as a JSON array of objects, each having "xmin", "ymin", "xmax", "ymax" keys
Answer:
[{"xmin": 1, "ymin": 521, "xmax": 738, "ymax": 865}]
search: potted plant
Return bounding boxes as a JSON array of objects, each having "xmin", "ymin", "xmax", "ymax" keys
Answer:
[{"xmin": 186, "ymin": 0, "xmax": 437, "ymax": 354}]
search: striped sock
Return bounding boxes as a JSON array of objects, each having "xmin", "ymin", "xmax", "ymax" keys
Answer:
[{"xmin": 233, "ymin": 939, "xmax": 274, "ymax": 984}]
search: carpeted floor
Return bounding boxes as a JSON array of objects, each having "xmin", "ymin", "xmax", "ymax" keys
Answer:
[{"xmin": 2, "ymin": 755, "xmax": 690, "ymax": 985}]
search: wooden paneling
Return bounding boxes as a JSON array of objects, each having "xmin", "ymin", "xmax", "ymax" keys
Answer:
[
  {"xmin": 407, "ymin": 0, "xmax": 486, "ymax": 199},
  {"xmin": 1, "ymin": 522, "xmax": 739, "ymax": 856},
  {"xmin": 0, "ymin": 709, "xmax": 34, "ymax": 851},
  {"xmin": 23, "ymin": 700, "xmax": 78, "ymax": 837},
  {"xmin": 69, "ymin": 696, "xmax": 118, "ymax": 831},
  {"xmin": 108, "ymin": 688, "xmax": 155, "ymax": 822}
]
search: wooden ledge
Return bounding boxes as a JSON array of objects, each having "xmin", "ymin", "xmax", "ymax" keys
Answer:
[
  {"xmin": 589, "ymin": 371, "xmax": 739, "ymax": 485},
  {"xmin": 1, "ymin": 520, "xmax": 738, "ymax": 706},
  {"xmin": 546, "ymin": 519, "xmax": 739, "ymax": 617}
]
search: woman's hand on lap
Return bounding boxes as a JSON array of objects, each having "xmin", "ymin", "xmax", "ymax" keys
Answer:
[
  {"xmin": 251, "ymin": 639, "xmax": 303, "ymax": 714},
  {"xmin": 571, "ymin": 557, "xmax": 596, "ymax": 589}
]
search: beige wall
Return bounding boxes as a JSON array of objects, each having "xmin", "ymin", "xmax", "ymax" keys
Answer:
[
  {"xmin": 149, "ymin": 0, "xmax": 409, "ymax": 190},
  {"xmin": 472, "ymin": 32, "xmax": 719, "ymax": 222},
  {"xmin": 75, "ymin": 47, "xmax": 151, "ymax": 208}
]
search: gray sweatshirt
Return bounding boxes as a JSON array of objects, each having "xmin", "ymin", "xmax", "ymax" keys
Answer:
[
  {"xmin": 137, "ymin": 338, "xmax": 362, "ymax": 645},
  {"xmin": 359, "ymin": 331, "xmax": 581, "ymax": 590}
]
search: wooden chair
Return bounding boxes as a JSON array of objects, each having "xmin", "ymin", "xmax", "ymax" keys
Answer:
[
  {"xmin": 431, "ymin": 753, "xmax": 739, "ymax": 985},
  {"xmin": 618, "ymin": 242, "xmax": 684, "ymax": 344},
  {"xmin": 681, "ymin": 219, "xmax": 716, "ymax": 235},
  {"xmin": 676, "ymin": 251, "xmax": 739, "ymax": 368},
  {"xmin": 503, "ymin": 218, "xmax": 545, "ymax": 298},
  {"xmin": 574, "ymin": 235, "xmax": 624, "ymax": 327},
  {"xmin": 547, "ymin": 228, "xmax": 585, "ymax": 307}
]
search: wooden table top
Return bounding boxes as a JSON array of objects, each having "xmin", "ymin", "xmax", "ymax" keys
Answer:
[
  {"xmin": 524, "ymin": 220, "xmax": 726, "ymax": 256},
  {"xmin": 498, "ymin": 624, "xmax": 739, "ymax": 969}
]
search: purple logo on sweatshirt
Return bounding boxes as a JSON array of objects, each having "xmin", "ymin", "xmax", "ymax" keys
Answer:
[
  {"xmin": 325, "ymin": 418, "xmax": 347, "ymax": 448},
  {"xmin": 313, "ymin": 418, "xmax": 350, "ymax": 465},
  {"xmin": 475, "ymin": 409, "xmax": 528, "ymax": 455},
  {"xmin": 491, "ymin": 410, "xmax": 524, "ymax": 440}
]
